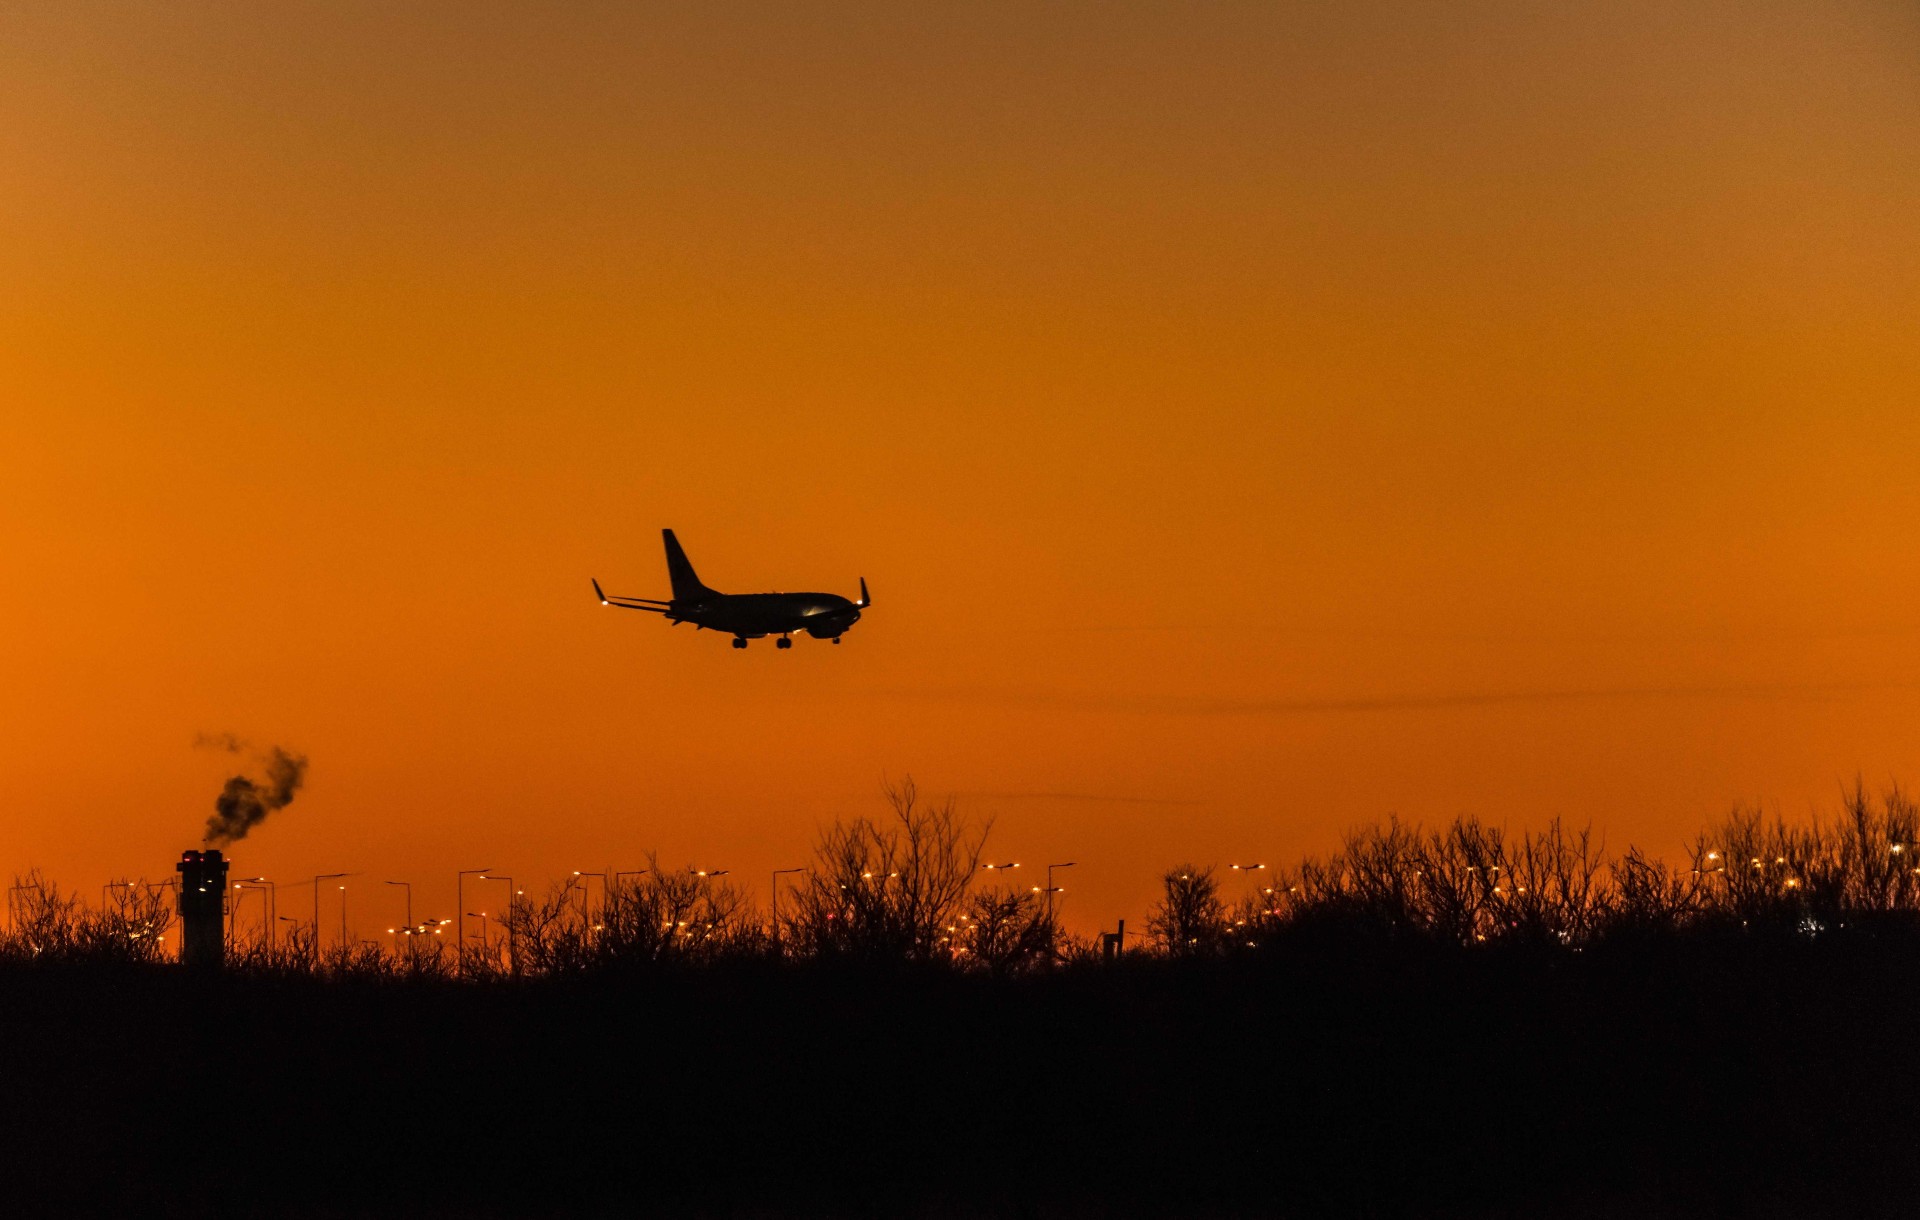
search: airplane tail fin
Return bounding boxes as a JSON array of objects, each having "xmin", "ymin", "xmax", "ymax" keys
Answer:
[{"xmin": 663, "ymin": 529, "xmax": 716, "ymax": 602}]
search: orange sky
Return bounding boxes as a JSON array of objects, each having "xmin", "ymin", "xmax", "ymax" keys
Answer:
[{"xmin": 3, "ymin": 1, "xmax": 1919, "ymax": 938}]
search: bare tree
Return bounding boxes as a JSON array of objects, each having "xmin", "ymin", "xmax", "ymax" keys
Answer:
[
  {"xmin": 786, "ymin": 778, "xmax": 988, "ymax": 963},
  {"xmin": 957, "ymin": 887, "xmax": 1054, "ymax": 976},
  {"xmin": 1148, "ymin": 865, "xmax": 1224, "ymax": 956},
  {"xmin": 599, "ymin": 860, "xmax": 762, "ymax": 968},
  {"xmin": 500, "ymin": 861, "xmax": 762, "ymax": 978}
]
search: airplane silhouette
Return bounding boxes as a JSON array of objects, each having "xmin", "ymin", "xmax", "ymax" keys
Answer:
[{"xmin": 593, "ymin": 530, "xmax": 870, "ymax": 650}]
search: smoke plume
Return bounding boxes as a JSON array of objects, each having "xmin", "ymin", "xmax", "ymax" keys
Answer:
[{"xmin": 203, "ymin": 746, "xmax": 308, "ymax": 847}]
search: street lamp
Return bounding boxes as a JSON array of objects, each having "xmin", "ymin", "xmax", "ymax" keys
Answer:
[
  {"xmin": 983, "ymin": 862, "xmax": 1020, "ymax": 888},
  {"xmin": 386, "ymin": 881, "xmax": 413, "ymax": 968},
  {"xmin": 237, "ymin": 880, "xmax": 274, "ymax": 948},
  {"xmin": 456, "ymin": 869, "xmax": 491, "ymax": 973},
  {"xmin": 1229, "ymin": 863, "xmax": 1267, "ymax": 901},
  {"xmin": 466, "ymin": 912, "xmax": 489, "ymax": 956},
  {"xmin": 312, "ymin": 873, "xmax": 347, "ymax": 944},
  {"xmin": 483, "ymin": 875, "xmax": 515, "ymax": 973},
  {"xmin": 243, "ymin": 877, "xmax": 277, "ymax": 946},
  {"xmin": 1045, "ymin": 862, "xmax": 1077, "ymax": 927},
  {"xmin": 771, "ymin": 867, "xmax": 806, "ymax": 952},
  {"xmin": 570, "ymin": 871, "xmax": 607, "ymax": 928},
  {"xmin": 8, "ymin": 879, "xmax": 45, "ymax": 931},
  {"xmin": 691, "ymin": 869, "xmax": 728, "ymax": 907}
]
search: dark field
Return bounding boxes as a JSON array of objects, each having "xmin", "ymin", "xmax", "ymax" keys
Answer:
[
  {"xmin": 8, "ymin": 928, "xmax": 1918, "ymax": 1219},
  {"xmin": 15, "ymin": 787, "xmax": 1920, "ymax": 1217}
]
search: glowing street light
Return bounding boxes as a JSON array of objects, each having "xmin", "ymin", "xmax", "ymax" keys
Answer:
[{"xmin": 983, "ymin": 862, "xmax": 1020, "ymax": 888}]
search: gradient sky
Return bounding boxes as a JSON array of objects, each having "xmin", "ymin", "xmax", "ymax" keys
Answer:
[{"xmin": 4, "ymin": 1, "xmax": 1919, "ymax": 938}]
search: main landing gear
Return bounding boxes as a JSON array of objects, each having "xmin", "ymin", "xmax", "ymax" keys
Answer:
[
  {"xmin": 776, "ymin": 637, "xmax": 792, "ymax": 649},
  {"xmin": 731, "ymin": 637, "xmax": 747, "ymax": 649}
]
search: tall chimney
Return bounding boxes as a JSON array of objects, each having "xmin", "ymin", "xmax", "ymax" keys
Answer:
[{"xmin": 176, "ymin": 849, "xmax": 229, "ymax": 969}]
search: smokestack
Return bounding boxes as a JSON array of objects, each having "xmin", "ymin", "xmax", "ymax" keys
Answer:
[{"xmin": 176, "ymin": 849, "xmax": 229, "ymax": 969}]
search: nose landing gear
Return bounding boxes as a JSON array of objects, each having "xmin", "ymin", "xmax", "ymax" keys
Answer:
[
  {"xmin": 776, "ymin": 637, "xmax": 792, "ymax": 650},
  {"xmin": 731, "ymin": 637, "xmax": 747, "ymax": 649}
]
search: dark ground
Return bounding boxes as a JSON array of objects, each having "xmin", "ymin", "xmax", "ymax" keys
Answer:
[{"xmin": 5, "ymin": 931, "xmax": 1916, "ymax": 1218}]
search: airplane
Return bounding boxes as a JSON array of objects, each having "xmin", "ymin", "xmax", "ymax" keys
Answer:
[{"xmin": 592, "ymin": 529, "xmax": 870, "ymax": 650}]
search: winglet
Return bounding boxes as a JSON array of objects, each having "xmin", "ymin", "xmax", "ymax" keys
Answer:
[
  {"xmin": 592, "ymin": 578, "xmax": 609, "ymax": 605},
  {"xmin": 857, "ymin": 577, "xmax": 870, "ymax": 608}
]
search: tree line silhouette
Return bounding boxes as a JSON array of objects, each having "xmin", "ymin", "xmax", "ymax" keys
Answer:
[
  {"xmin": 15, "ymin": 778, "xmax": 1920, "ymax": 977},
  {"xmin": 8, "ymin": 781, "xmax": 1920, "ymax": 1217}
]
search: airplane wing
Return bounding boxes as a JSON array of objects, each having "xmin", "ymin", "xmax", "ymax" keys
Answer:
[{"xmin": 592, "ymin": 579, "xmax": 673, "ymax": 612}]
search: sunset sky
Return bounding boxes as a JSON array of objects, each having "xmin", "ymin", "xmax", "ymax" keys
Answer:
[{"xmin": 4, "ymin": 1, "xmax": 1918, "ymax": 937}]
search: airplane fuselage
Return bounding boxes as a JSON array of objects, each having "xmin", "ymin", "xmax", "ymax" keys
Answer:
[{"xmin": 668, "ymin": 592, "xmax": 862, "ymax": 640}]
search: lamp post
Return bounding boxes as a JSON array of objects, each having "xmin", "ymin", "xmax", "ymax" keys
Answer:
[
  {"xmin": 8, "ymin": 879, "xmax": 45, "ymax": 931},
  {"xmin": 1228, "ymin": 863, "xmax": 1267, "ymax": 906},
  {"xmin": 570, "ymin": 871, "xmax": 607, "ymax": 929},
  {"xmin": 237, "ymin": 881, "xmax": 274, "ymax": 948},
  {"xmin": 485, "ymin": 875, "xmax": 515, "ymax": 974},
  {"xmin": 770, "ymin": 868, "xmax": 806, "ymax": 952},
  {"xmin": 312, "ymin": 873, "xmax": 347, "ymax": 943},
  {"xmin": 466, "ymin": 912, "xmax": 489, "ymax": 957},
  {"xmin": 243, "ymin": 878, "xmax": 277, "ymax": 946},
  {"xmin": 1044, "ymin": 862, "xmax": 1076, "ymax": 927},
  {"xmin": 386, "ymin": 881, "xmax": 413, "ymax": 968},
  {"xmin": 338, "ymin": 884, "xmax": 348, "ymax": 948},
  {"xmin": 456, "ymin": 869, "xmax": 492, "ymax": 974}
]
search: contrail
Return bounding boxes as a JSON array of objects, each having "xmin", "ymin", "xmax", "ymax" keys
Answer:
[{"xmin": 878, "ymin": 678, "xmax": 1920, "ymax": 718}]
